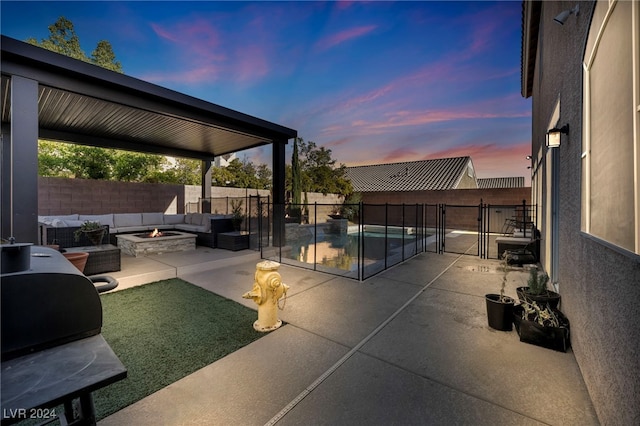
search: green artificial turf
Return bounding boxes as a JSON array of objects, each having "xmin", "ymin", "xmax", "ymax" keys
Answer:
[{"xmin": 92, "ymin": 278, "xmax": 264, "ymax": 420}]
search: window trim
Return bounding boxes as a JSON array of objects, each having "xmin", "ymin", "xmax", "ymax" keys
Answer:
[{"xmin": 582, "ymin": 0, "xmax": 640, "ymax": 254}]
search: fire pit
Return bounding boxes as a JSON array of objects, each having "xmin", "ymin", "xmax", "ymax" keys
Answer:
[
  {"xmin": 134, "ymin": 229, "xmax": 181, "ymax": 239},
  {"xmin": 116, "ymin": 231, "xmax": 196, "ymax": 257}
]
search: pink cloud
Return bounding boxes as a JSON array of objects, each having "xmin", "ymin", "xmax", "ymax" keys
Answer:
[
  {"xmin": 147, "ymin": 17, "xmax": 274, "ymax": 85},
  {"xmin": 380, "ymin": 147, "xmax": 423, "ymax": 163},
  {"xmin": 323, "ymin": 106, "xmax": 528, "ymax": 138},
  {"xmin": 423, "ymin": 142, "xmax": 531, "ymax": 180},
  {"xmin": 151, "ymin": 22, "xmax": 180, "ymax": 43},
  {"xmin": 234, "ymin": 44, "xmax": 270, "ymax": 82},
  {"xmin": 334, "ymin": 1, "xmax": 356, "ymax": 12},
  {"xmin": 315, "ymin": 25, "xmax": 377, "ymax": 50}
]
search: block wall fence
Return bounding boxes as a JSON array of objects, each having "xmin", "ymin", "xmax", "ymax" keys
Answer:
[
  {"xmin": 37, "ymin": 177, "xmax": 345, "ymax": 216},
  {"xmin": 360, "ymin": 188, "xmax": 532, "ymax": 230}
]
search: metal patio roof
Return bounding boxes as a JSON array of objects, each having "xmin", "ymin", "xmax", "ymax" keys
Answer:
[{"xmin": 0, "ymin": 35, "xmax": 297, "ymax": 160}]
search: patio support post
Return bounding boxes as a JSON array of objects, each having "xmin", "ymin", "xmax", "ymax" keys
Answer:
[
  {"xmin": 272, "ymin": 139, "xmax": 287, "ymax": 246},
  {"xmin": 201, "ymin": 159, "xmax": 212, "ymax": 213},
  {"xmin": 1, "ymin": 76, "xmax": 38, "ymax": 243}
]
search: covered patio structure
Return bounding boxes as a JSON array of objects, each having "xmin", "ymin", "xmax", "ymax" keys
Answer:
[{"xmin": 1, "ymin": 35, "xmax": 297, "ymax": 244}]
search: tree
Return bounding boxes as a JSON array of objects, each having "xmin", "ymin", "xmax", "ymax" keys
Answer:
[
  {"xmin": 212, "ymin": 158, "xmax": 271, "ymax": 190},
  {"xmin": 27, "ymin": 17, "xmax": 123, "ymax": 73},
  {"xmin": 113, "ymin": 151, "xmax": 163, "ymax": 182},
  {"xmin": 29, "ymin": 17, "xmax": 194, "ymax": 185},
  {"xmin": 165, "ymin": 158, "xmax": 202, "ymax": 185},
  {"xmin": 255, "ymin": 164, "xmax": 272, "ymax": 190},
  {"xmin": 91, "ymin": 40, "xmax": 122, "ymax": 72},
  {"xmin": 27, "ymin": 17, "xmax": 86, "ymax": 61},
  {"xmin": 38, "ymin": 141, "xmax": 73, "ymax": 177},
  {"xmin": 297, "ymin": 138, "xmax": 353, "ymax": 196},
  {"xmin": 291, "ymin": 138, "xmax": 302, "ymax": 218},
  {"xmin": 139, "ymin": 157, "xmax": 200, "ymax": 185},
  {"xmin": 66, "ymin": 144, "xmax": 114, "ymax": 180}
]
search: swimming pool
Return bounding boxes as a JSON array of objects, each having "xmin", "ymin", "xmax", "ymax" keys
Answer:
[{"xmin": 268, "ymin": 227, "xmax": 428, "ymax": 279}]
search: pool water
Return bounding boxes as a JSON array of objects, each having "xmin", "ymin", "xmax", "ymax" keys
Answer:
[{"xmin": 286, "ymin": 232, "xmax": 416, "ymax": 272}]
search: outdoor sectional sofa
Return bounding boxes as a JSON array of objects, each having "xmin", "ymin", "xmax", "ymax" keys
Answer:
[{"xmin": 38, "ymin": 212, "xmax": 235, "ymax": 249}]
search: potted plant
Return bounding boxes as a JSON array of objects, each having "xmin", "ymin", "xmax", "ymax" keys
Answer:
[
  {"xmin": 63, "ymin": 252, "xmax": 90, "ymax": 273},
  {"xmin": 513, "ymin": 301, "xmax": 570, "ymax": 352},
  {"xmin": 485, "ymin": 251, "xmax": 516, "ymax": 331},
  {"xmin": 516, "ymin": 268, "xmax": 561, "ymax": 309},
  {"xmin": 74, "ymin": 221, "xmax": 106, "ymax": 246},
  {"xmin": 230, "ymin": 199, "xmax": 245, "ymax": 231}
]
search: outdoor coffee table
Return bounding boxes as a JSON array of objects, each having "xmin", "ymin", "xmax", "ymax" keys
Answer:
[
  {"xmin": 217, "ymin": 231, "xmax": 249, "ymax": 251},
  {"xmin": 116, "ymin": 231, "xmax": 196, "ymax": 257},
  {"xmin": 64, "ymin": 244, "xmax": 121, "ymax": 275}
]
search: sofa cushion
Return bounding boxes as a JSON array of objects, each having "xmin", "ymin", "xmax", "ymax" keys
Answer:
[
  {"xmin": 79, "ymin": 214, "xmax": 115, "ymax": 228},
  {"xmin": 114, "ymin": 213, "xmax": 143, "ymax": 227},
  {"xmin": 113, "ymin": 226, "xmax": 148, "ymax": 234},
  {"xmin": 163, "ymin": 214, "xmax": 185, "ymax": 225},
  {"xmin": 175, "ymin": 224, "xmax": 208, "ymax": 233},
  {"xmin": 185, "ymin": 213, "xmax": 201, "ymax": 225},
  {"xmin": 200, "ymin": 214, "xmax": 213, "ymax": 231},
  {"xmin": 61, "ymin": 219, "xmax": 86, "ymax": 227},
  {"xmin": 39, "ymin": 214, "xmax": 79, "ymax": 225},
  {"xmin": 142, "ymin": 212, "xmax": 164, "ymax": 226}
]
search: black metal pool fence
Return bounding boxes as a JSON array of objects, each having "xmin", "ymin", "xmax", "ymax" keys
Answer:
[
  {"xmin": 193, "ymin": 197, "xmax": 536, "ymax": 280},
  {"xmin": 255, "ymin": 202, "xmax": 432, "ymax": 280}
]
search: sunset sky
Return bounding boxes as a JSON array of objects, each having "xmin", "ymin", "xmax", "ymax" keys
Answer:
[{"xmin": 1, "ymin": 1, "xmax": 532, "ymax": 182}]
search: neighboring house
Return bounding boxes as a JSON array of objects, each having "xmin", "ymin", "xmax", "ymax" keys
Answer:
[
  {"xmin": 345, "ymin": 157, "xmax": 530, "ymax": 230},
  {"xmin": 477, "ymin": 177, "xmax": 525, "ymax": 189},
  {"xmin": 345, "ymin": 156, "xmax": 478, "ymax": 192},
  {"xmin": 521, "ymin": 1, "xmax": 639, "ymax": 424}
]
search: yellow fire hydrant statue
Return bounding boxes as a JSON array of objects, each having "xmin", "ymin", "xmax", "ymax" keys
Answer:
[{"xmin": 242, "ymin": 260, "xmax": 289, "ymax": 332}]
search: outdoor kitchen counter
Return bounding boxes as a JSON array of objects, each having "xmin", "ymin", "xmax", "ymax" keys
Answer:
[{"xmin": 1, "ymin": 334, "xmax": 127, "ymax": 425}]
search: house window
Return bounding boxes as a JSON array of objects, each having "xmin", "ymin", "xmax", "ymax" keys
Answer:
[{"xmin": 582, "ymin": 0, "xmax": 640, "ymax": 254}]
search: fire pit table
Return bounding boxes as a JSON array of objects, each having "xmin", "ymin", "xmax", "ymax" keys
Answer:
[{"xmin": 116, "ymin": 231, "xmax": 196, "ymax": 257}]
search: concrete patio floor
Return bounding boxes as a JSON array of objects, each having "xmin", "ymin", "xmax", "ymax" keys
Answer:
[{"xmin": 99, "ymin": 234, "xmax": 599, "ymax": 425}]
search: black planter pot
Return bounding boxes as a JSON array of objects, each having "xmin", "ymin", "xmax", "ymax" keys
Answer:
[
  {"xmin": 485, "ymin": 294, "xmax": 515, "ymax": 331},
  {"xmin": 84, "ymin": 228, "xmax": 106, "ymax": 246},
  {"xmin": 516, "ymin": 286, "xmax": 561, "ymax": 309},
  {"xmin": 513, "ymin": 305, "xmax": 570, "ymax": 352}
]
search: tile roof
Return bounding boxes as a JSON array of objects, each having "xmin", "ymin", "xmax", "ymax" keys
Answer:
[
  {"xmin": 477, "ymin": 177, "xmax": 525, "ymax": 189},
  {"xmin": 345, "ymin": 157, "xmax": 473, "ymax": 192}
]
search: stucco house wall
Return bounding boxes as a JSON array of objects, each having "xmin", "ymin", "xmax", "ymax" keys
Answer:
[{"xmin": 524, "ymin": 1, "xmax": 640, "ymax": 424}]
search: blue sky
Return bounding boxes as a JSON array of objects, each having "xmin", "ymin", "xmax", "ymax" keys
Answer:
[{"xmin": 1, "ymin": 1, "xmax": 531, "ymax": 181}]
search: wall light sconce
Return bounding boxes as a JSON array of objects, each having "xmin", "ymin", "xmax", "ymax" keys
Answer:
[
  {"xmin": 546, "ymin": 124, "xmax": 569, "ymax": 148},
  {"xmin": 554, "ymin": 4, "xmax": 579, "ymax": 25},
  {"xmin": 526, "ymin": 155, "xmax": 532, "ymax": 160}
]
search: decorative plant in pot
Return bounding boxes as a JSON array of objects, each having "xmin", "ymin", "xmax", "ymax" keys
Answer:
[
  {"xmin": 230, "ymin": 199, "xmax": 245, "ymax": 231},
  {"xmin": 513, "ymin": 301, "xmax": 570, "ymax": 352},
  {"xmin": 74, "ymin": 221, "xmax": 106, "ymax": 246},
  {"xmin": 516, "ymin": 268, "xmax": 561, "ymax": 309},
  {"xmin": 485, "ymin": 251, "xmax": 516, "ymax": 331}
]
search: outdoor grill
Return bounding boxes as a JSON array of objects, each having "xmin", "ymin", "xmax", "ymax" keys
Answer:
[{"xmin": 1, "ymin": 245, "xmax": 126, "ymax": 425}]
